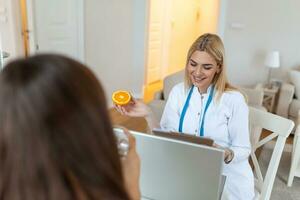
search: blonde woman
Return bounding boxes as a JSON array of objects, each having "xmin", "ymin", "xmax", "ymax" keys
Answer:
[{"xmin": 115, "ymin": 33, "xmax": 254, "ymax": 200}]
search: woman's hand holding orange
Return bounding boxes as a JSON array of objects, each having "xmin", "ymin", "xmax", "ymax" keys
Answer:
[{"xmin": 113, "ymin": 91, "xmax": 151, "ymax": 118}]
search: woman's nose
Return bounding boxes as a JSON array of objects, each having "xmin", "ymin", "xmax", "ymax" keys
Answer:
[{"xmin": 194, "ymin": 66, "xmax": 202, "ymax": 75}]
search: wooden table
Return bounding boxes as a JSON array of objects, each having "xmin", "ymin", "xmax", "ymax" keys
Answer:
[{"xmin": 109, "ymin": 108, "xmax": 149, "ymax": 133}]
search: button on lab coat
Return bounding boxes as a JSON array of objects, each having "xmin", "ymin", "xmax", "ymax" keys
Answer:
[{"xmin": 160, "ymin": 83, "xmax": 255, "ymax": 200}]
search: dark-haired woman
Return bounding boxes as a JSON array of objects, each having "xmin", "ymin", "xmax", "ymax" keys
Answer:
[{"xmin": 0, "ymin": 54, "xmax": 140, "ymax": 200}]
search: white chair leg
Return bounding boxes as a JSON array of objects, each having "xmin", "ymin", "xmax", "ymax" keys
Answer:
[{"xmin": 288, "ymin": 133, "xmax": 300, "ymax": 186}]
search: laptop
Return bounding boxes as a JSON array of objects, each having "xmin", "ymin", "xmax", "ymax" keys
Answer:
[
  {"xmin": 151, "ymin": 128, "xmax": 214, "ymax": 147},
  {"xmin": 114, "ymin": 129, "xmax": 225, "ymax": 200}
]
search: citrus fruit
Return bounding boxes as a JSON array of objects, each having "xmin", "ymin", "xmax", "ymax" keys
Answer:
[{"xmin": 112, "ymin": 90, "xmax": 132, "ymax": 105}]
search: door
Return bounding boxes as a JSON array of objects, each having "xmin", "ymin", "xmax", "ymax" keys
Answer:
[
  {"xmin": 146, "ymin": 0, "xmax": 168, "ymax": 84},
  {"xmin": 29, "ymin": 0, "xmax": 84, "ymax": 61},
  {"xmin": 0, "ymin": 0, "xmax": 20, "ymax": 68},
  {"xmin": 146, "ymin": 0, "xmax": 202, "ymax": 83},
  {"xmin": 167, "ymin": 0, "xmax": 201, "ymax": 75},
  {"xmin": 0, "ymin": 0, "xmax": 7, "ymax": 68}
]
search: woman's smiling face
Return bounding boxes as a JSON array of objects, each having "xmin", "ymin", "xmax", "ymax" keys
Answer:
[{"xmin": 187, "ymin": 50, "xmax": 220, "ymax": 92}]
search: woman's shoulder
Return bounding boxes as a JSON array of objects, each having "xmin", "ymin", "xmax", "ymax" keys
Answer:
[
  {"xmin": 221, "ymin": 89, "xmax": 247, "ymax": 105},
  {"xmin": 170, "ymin": 82, "xmax": 185, "ymax": 94}
]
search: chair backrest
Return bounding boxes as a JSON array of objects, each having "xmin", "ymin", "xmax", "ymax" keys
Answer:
[
  {"xmin": 240, "ymin": 88, "xmax": 265, "ymax": 146},
  {"xmin": 240, "ymin": 87, "xmax": 264, "ymax": 107},
  {"xmin": 163, "ymin": 70, "xmax": 184, "ymax": 100},
  {"xmin": 249, "ymin": 107, "xmax": 294, "ymax": 200}
]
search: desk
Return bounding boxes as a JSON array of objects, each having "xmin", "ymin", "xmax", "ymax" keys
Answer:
[{"xmin": 109, "ymin": 108, "xmax": 149, "ymax": 132}]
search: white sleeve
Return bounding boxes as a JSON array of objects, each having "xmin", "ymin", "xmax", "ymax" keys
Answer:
[
  {"xmin": 227, "ymin": 94, "xmax": 252, "ymax": 164},
  {"xmin": 160, "ymin": 87, "xmax": 181, "ymax": 131}
]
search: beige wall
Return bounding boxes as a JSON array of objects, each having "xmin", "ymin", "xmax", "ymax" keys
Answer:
[
  {"xmin": 85, "ymin": 0, "xmax": 147, "ymax": 105},
  {"xmin": 222, "ymin": 0, "xmax": 300, "ymax": 86}
]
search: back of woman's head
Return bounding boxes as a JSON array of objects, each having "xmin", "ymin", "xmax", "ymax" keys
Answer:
[{"xmin": 0, "ymin": 54, "xmax": 129, "ymax": 200}]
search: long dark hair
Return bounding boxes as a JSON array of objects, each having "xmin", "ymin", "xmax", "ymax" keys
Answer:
[{"xmin": 0, "ymin": 54, "xmax": 130, "ymax": 200}]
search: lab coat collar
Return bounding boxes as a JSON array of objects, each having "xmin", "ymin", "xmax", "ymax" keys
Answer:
[{"xmin": 195, "ymin": 84, "xmax": 214, "ymax": 95}]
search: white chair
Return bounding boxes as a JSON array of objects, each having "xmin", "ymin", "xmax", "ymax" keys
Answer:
[
  {"xmin": 249, "ymin": 107, "xmax": 294, "ymax": 200},
  {"xmin": 287, "ymin": 111, "xmax": 300, "ymax": 186}
]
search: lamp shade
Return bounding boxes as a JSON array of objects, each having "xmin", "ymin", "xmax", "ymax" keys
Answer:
[{"xmin": 265, "ymin": 51, "xmax": 280, "ymax": 68}]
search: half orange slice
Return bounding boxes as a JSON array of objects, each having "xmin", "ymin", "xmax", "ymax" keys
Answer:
[{"xmin": 112, "ymin": 90, "xmax": 132, "ymax": 106}]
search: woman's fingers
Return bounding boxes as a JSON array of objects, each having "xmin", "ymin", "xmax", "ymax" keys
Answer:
[
  {"xmin": 130, "ymin": 97, "xmax": 138, "ymax": 105},
  {"xmin": 114, "ymin": 104, "xmax": 128, "ymax": 115},
  {"xmin": 114, "ymin": 104, "xmax": 121, "ymax": 113},
  {"xmin": 212, "ymin": 142, "xmax": 221, "ymax": 148},
  {"xmin": 127, "ymin": 132, "xmax": 136, "ymax": 151},
  {"xmin": 113, "ymin": 126, "xmax": 135, "ymax": 152},
  {"xmin": 121, "ymin": 130, "xmax": 141, "ymax": 200},
  {"xmin": 121, "ymin": 106, "xmax": 128, "ymax": 114},
  {"xmin": 114, "ymin": 98, "xmax": 149, "ymax": 117}
]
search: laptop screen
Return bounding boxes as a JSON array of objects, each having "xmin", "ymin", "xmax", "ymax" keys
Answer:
[{"xmin": 114, "ymin": 129, "xmax": 225, "ymax": 200}]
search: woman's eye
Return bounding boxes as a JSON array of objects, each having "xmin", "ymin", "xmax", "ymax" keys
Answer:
[
  {"xmin": 203, "ymin": 65, "xmax": 212, "ymax": 70},
  {"xmin": 204, "ymin": 66, "xmax": 212, "ymax": 70},
  {"xmin": 190, "ymin": 61, "xmax": 197, "ymax": 67}
]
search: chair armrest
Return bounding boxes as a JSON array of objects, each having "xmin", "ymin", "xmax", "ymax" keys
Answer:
[
  {"xmin": 255, "ymin": 83, "xmax": 264, "ymax": 89},
  {"xmin": 296, "ymin": 110, "xmax": 300, "ymax": 137},
  {"xmin": 153, "ymin": 90, "xmax": 164, "ymax": 100},
  {"xmin": 276, "ymin": 83, "xmax": 295, "ymax": 118},
  {"xmin": 296, "ymin": 126, "xmax": 300, "ymax": 138},
  {"xmin": 147, "ymin": 99, "xmax": 166, "ymax": 122},
  {"xmin": 250, "ymin": 105, "xmax": 267, "ymax": 112},
  {"xmin": 241, "ymin": 87, "xmax": 264, "ymax": 106}
]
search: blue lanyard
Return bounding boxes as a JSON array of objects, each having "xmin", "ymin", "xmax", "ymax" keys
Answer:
[{"xmin": 178, "ymin": 85, "xmax": 214, "ymax": 136}]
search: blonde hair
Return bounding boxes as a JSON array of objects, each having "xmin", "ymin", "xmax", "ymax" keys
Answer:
[{"xmin": 184, "ymin": 33, "xmax": 239, "ymax": 102}]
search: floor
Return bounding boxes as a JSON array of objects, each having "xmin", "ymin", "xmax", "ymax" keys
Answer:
[{"xmin": 259, "ymin": 143, "xmax": 300, "ymax": 200}]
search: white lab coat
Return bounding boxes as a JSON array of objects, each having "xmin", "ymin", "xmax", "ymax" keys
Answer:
[{"xmin": 160, "ymin": 83, "xmax": 255, "ymax": 200}]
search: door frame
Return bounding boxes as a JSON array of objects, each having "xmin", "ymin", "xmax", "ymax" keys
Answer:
[
  {"xmin": 25, "ymin": 0, "xmax": 85, "ymax": 62},
  {"xmin": 217, "ymin": 0, "xmax": 227, "ymax": 40},
  {"xmin": 0, "ymin": 0, "xmax": 25, "ymax": 60}
]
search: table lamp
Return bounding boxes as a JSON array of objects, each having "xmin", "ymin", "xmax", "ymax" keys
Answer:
[{"xmin": 265, "ymin": 51, "xmax": 280, "ymax": 88}]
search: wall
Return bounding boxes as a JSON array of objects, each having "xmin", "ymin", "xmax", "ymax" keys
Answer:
[
  {"xmin": 222, "ymin": 0, "xmax": 300, "ymax": 86},
  {"xmin": 85, "ymin": 0, "xmax": 147, "ymax": 105},
  {"xmin": 0, "ymin": 0, "xmax": 24, "ymax": 65}
]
